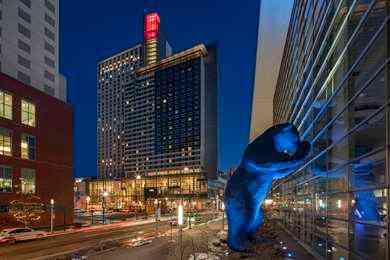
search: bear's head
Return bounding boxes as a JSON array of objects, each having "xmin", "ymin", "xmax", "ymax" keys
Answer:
[{"xmin": 243, "ymin": 123, "xmax": 311, "ymax": 179}]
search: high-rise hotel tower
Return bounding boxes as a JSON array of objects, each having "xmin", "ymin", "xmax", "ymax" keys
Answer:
[{"xmin": 97, "ymin": 12, "xmax": 217, "ymax": 200}]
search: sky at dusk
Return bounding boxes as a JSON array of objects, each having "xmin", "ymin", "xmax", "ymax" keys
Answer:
[{"xmin": 59, "ymin": 1, "xmax": 260, "ymax": 177}]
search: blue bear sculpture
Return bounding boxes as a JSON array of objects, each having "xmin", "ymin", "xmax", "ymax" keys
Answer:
[{"xmin": 224, "ymin": 123, "xmax": 310, "ymax": 251}]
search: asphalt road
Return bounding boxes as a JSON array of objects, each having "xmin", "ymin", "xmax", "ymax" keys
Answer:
[{"xmin": 0, "ymin": 219, "xmax": 172, "ymax": 260}]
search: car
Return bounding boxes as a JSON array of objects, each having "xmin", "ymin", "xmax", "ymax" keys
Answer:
[
  {"xmin": 0, "ymin": 228, "xmax": 47, "ymax": 243},
  {"xmin": 133, "ymin": 239, "xmax": 152, "ymax": 247}
]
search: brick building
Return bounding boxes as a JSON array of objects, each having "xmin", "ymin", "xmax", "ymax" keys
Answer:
[{"xmin": 0, "ymin": 73, "xmax": 73, "ymax": 229}]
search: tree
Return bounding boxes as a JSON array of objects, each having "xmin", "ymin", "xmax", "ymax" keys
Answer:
[{"xmin": 9, "ymin": 195, "xmax": 45, "ymax": 227}]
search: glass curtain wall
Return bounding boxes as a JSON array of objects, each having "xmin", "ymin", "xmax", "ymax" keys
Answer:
[{"xmin": 272, "ymin": 0, "xmax": 389, "ymax": 259}]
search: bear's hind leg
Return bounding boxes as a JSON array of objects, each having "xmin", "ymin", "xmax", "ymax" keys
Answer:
[{"xmin": 226, "ymin": 208, "xmax": 251, "ymax": 252}]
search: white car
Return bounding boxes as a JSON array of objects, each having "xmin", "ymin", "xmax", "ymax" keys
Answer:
[
  {"xmin": 133, "ymin": 239, "xmax": 152, "ymax": 247},
  {"xmin": 0, "ymin": 228, "xmax": 47, "ymax": 243}
]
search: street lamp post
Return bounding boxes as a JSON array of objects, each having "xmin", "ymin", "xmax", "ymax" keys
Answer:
[
  {"xmin": 221, "ymin": 202, "xmax": 225, "ymax": 231},
  {"xmin": 154, "ymin": 199, "xmax": 159, "ymax": 236},
  {"xmin": 188, "ymin": 199, "xmax": 192, "ymax": 229},
  {"xmin": 178, "ymin": 204, "xmax": 184, "ymax": 260},
  {"xmin": 86, "ymin": 196, "xmax": 90, "ymax": 212},
  {"xmin": 102, "ymin": 191, "xmax": 108, "ymax": 224},
  {"xmin": 50, "ymin": 199, "xmax": 54, "ymax": 233},
  {"xmin": 136, "ymin": 175, "xmax": 141, "ymax": 220},
  {"xmin": 86, "ymin": 196, "xmax": 91, "ymax": 224}
]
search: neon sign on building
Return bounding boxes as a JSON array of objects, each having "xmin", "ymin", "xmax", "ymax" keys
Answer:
[
  {"xmin": 144, "ymin": 12, "xmax": 160, "ymax": 40},
  {"xmin": 144, "ymin": 13, "xmax": 160, "ymax": 65}
]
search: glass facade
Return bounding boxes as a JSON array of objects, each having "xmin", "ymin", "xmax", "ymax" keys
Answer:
[
  {"xmin": 154, "ymin": 57, "xmax": 202, "ymax": 173},
  {"xmin": 272, "ymin": 0, "xmax": 389, "ymax": 259},
  {"xmin": 21, "ymin": 99, "xmax": 36, "ymax": 127}
]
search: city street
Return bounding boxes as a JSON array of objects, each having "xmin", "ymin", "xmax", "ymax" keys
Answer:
[{"xmin": 0, "ymin": 218, "xmax": 172, "ymax": 260}]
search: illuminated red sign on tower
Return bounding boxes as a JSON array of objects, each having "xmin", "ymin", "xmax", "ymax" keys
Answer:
[{"xmin": 144, "ymin": 12, "xmax": 160, "ymax": 41}]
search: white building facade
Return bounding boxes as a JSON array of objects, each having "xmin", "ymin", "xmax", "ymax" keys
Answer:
[{"xmin": 0, "ymin": 0, "xmax": 66, "ymax": 101}]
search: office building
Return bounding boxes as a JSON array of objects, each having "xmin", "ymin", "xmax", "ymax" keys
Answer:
[
  {"xmin": 271, "ymin": 1, "xmax": 389, "ymax": 259},
  {"xmin": 249, "ymin": 0, "xmax": 293, "ymax": 141},
  {"xmin": 0, "ymin": 72, "xmax": 73, "ymax": 228},
  {"xmin": 96, "ymin": 12, "xmax": 218, "ymax": 207},
  {"xmin": 0, "ymin": 0, "xmax": 67, "ymax": 101}
]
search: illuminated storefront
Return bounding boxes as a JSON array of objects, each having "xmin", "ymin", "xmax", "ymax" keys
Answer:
[{"xmin": 84, "ymin": 174, "xmax": 208, "ymax": 213}]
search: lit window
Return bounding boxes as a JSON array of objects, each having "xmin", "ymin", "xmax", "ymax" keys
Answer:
[
  {"xmin": 0, "ymin": 128, "xmax": 11, "ymax": 156},
  {"xmin": 21, "ymin": 168, "xmax": 35, "ymax": 194},
  {"xmin": 21, "ymin": 100, "xmax": 35, "ymax": 127},
  {"xmin": 21, "ymin": 134, "xmax": 35, "ymax": 160},
  {"xmin": 0, "ymin": 166, "xmax": 12, "ymax": 192},
  {"xmin": 0, "ymin": 91, "xmax": 12, "ymax": 119}
]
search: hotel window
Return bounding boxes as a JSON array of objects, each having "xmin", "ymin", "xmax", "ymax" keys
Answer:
[
  {"xmin": 0, "ymin": 166, "xmax": 12, "ymax": 192},
  {"xmin": 0, "ymin": 91, "xmax": 12, "ymax": 119},
  {"xmin": 44, "ymin": 41, "xmax": 55, "ymax": 54},
  {"xmin": 0, "ymin": 128, "xmax": 11, "ymax": 156},
  {"xmin": 21, "ymin": 134, "xmax": 35, "ymax": 160},
  {"xmin": 44, "ymin": 27, "xmax": 55, "ymax": 41},
  {"xmin": 44, "ymin": 0, "xmax": 55, "ymax": 14},
  {"xmin": 21, "ymin": 100, "xmax": 35, "ymax": 127},
  {"xmin": 44, "ymin": 56, "xmax": 55, "ymax": 68},
  {"xmin": 44, "ymin": 13, "xmax": 55, "ymax": 27},
  {"xmin": 18, "ymin": 23, "xmax": 30, "ymax": 39},
  {"xmin": 18, "ymin": 7, "xmax": 31, "ymax": 23},
  {"xmin": 21, "ymin": 168, "xmax": 35, "ymax": 194},
  {"xmin": 18, "ymin": 55, "xmax": 31, "ymax": 69},
  {"xmin": 19, "ymin": 0, "xmax": 31, "ymax": 8},
  {"xmin": 44, "ymin": 70, "xmax": 55, "ymax": 82},
  {"xmin": 18, "ymin": 39, "xmax": 31, "ymax": 54}
]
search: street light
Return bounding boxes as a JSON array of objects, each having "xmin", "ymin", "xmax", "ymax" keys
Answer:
[
  {"xmin": 178, "ymin": 204, "xmax": 184, "ymax": 258},
  {"xmin": 86, "ymin": 196, "xmax": 90, "ymax": 211},
  {"xmin": 154, "ymin": 199, "xmax": 159, "ymax": 235},
  {"xmin": 221, "ymin": 202, "xmax": 225, "ymax": 231},
  {"xmin": 135, "ymin": 175, "xmax": 141, "ymax": 219},
  {"xmin": 50, "ymin": 199, "xmax": 54, "ymax": 233},
  {"xmin": 102, "ymin": 191, "xmax": 108, "ymax": 224}
]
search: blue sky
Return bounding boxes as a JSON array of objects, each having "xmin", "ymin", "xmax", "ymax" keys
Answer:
[{"xmin": 60, "ymin": 0, "xmax": 259, "ymax": 177}]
